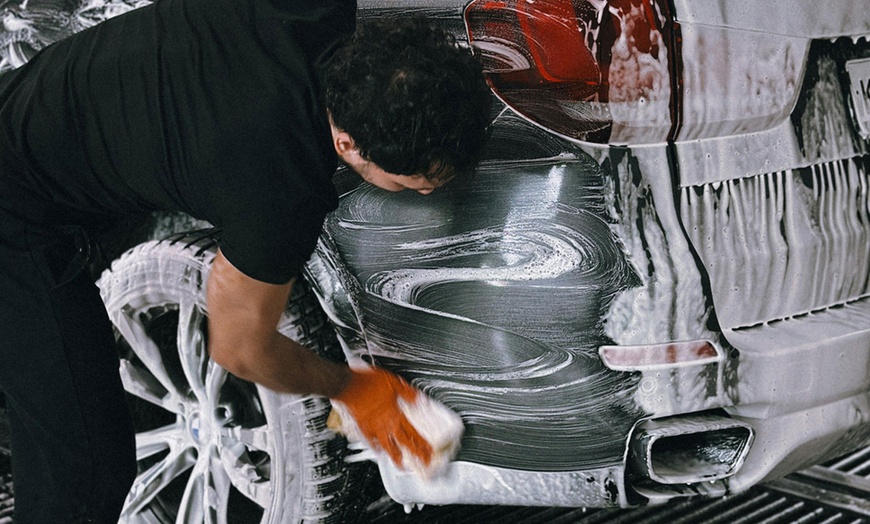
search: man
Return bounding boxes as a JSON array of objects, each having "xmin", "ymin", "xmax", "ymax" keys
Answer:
[{"xmin": 0, "ymin": 0, "xmax": 492, "ymax": 520}]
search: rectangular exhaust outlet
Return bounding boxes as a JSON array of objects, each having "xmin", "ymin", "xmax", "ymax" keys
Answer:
[{"xmin": 629, "ymin": 413, "xmax": 754, "ymax": 485}]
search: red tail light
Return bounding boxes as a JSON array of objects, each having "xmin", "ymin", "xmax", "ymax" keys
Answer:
[
  {"xmin": 465, "ymin": 0, "xmax": 677, "ymax": 145},
  {"xmin": 515, "ymin": 0, "xmax": 600, "ymax": 85}
]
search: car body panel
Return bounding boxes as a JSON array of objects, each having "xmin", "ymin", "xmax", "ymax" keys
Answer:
[
  {"xmin": 676, "ymin": 36, "xmax": 870, "ymax": 330},
  {"xmin": 306, "ymin": 125, "xmax": 733, "ymax": 506},
  {"xmin": 670, "ymin": 0, "xmax": 870, "ymax": 39},
  {"xmin": 307, "ymin": 0, "xmax": 870, "ymax": 509},
  {"xmin": 315, "ymin": 153, "xmax": 645, "ymax": 473}
]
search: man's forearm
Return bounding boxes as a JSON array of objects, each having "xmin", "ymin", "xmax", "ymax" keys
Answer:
[
  {"xmin": 218, "ymin": 332, "xmax": 352, "ymax": 398},
  {"xmin": 205, "ymin": 250, "xmax": 352, "ymax": 398}
]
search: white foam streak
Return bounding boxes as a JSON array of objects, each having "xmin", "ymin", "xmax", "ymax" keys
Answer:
[
  {"xmin": 603, "ymin": 149, "xmax": 713, "ymax": 345},
  {"xmin": 371, "ymin": 228, "xmax": 583, "ymax": 305},
  {"xmin": 682, "ymin": 159, "xmax": 870, "ymax": 328}
]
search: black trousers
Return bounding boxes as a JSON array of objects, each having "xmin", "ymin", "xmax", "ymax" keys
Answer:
[{"xmin": 0, "ymin": 204, "xmax": 136, "ymax": 523}]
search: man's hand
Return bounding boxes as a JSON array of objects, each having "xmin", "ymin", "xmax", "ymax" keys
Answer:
[{"xmin": 330, "ymin": 367, "xmax": 434, "ymax": 469}]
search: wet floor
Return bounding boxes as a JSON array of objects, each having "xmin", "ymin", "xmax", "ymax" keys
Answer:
[{"xmin": 365, "ymin": 482, "xmax": 870, "ymax": 523}]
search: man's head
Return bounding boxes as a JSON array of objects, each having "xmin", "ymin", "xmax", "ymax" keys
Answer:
[{"xmin": 324, "ymin": 17, "xmax": 492, "ymax": 193}]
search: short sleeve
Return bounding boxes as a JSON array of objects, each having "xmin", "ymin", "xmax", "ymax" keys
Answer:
[
  {"xmin": 198, "ymin": 125, "xmax": 338, "ymax": 284},
  {"xmin": 218, "ymin": 196, "xmax": 330, "ymax": 284}
]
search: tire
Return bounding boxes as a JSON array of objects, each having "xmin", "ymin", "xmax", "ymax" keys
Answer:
[{"xmin": 98, "ymin": 232, "xmax": 368, "ymax": 524}]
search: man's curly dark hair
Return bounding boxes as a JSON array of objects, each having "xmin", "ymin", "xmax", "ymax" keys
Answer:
[{"xmin": 324, "ymin": 17, "xmax": 492, "ymax": 181}]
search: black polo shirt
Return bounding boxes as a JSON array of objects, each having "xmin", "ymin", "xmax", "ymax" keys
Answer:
[{"xmin": 0, "ymin": 0, "xmax": 355, "ymax": 283}]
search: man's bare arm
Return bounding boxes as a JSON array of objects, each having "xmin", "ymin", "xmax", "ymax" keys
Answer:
[
  {"xmin": 207, "ymin": 248, "xmax": 453, "ymax": 473},
  {"xmin": 206, "ymin": 249, "xmax": 351, "ymax": 397}
]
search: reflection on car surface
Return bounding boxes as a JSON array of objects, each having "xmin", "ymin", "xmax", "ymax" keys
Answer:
[{"xmin": 3, "ymin": 0, "xmax": 870, "ymax": 522}]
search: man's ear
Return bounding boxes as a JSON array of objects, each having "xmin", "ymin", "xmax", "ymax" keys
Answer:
[
  {"xmin": 333, "ymin": 130, "xmax": 353, "ymax": 154},
  {"xmin": 327, "ymin": 112, "xmax": 356, "ymax": 158},
  {"xmin": 329, "ymin": 124, "xmax": 360, "ymax": 161}
]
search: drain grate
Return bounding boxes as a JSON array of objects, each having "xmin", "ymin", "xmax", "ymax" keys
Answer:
[
  {"xmin": 368, "ymin": 486, "xmax": 868, "ymax": 524},
  {"xmin": 825, "ymin": 446, "xmax": 870, "ymax": 477}
]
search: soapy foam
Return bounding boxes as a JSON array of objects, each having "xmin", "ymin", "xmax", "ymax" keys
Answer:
[{"xmin": 318, "ymin": 157, "xmax": 644, "ymax": 471}]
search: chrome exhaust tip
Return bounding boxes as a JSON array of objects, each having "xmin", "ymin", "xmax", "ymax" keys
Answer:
[{"xmin": 629, "ymin": 413, "xmax": 754, "ymax": 485}]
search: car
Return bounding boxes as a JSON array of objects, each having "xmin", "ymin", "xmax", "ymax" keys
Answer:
[{"xmin": 3, "ymin": 0, "xmax": 870, "ymax": 522}]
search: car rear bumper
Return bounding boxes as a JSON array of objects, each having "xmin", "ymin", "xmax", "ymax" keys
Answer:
[
  {"xmin": 377, "ymin": 459, "xmax": 628, "ymax": 508},
  {"xmin": 726, "ymin": 295, "xmax": 870, "ymax": 421},
  {"xmin": 632, "ymin": 295, "xmax": 870, "ymax": 503}
]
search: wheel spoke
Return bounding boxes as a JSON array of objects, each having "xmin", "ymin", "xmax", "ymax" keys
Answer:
[
  {"xmin": 135, "ymin": 423, "xmax": 185, "ymax": 462},
  {"xmin": 209, "ymin": 453, "xmax": 233, "ymax": 524},
  {"xmin": 175, "ymin": 455, "xmax": 207, "ymax": 524},
  {"xmin": 114, "ymin": 311, "xmax": 180, "ymax": 397},
  {"xmin": 174, "ymin": 451, "xmax": 231, "ymax": 524},
  {"xmin": 119, "ymin": 359, "xmax": 182, "ymax": 414},
  {"xmin": 122, "ymin": 446, "xmax": 197, "ymax": 517},
  {"xmin": 219, "ymin": 442, "xmax": 272, "ymax": 508},
  {"xmin": 178, "ymin": 299, "xmax": 209, "ymax": 404},
  {"xmin": 205, "ymin": 360, "xmax": 228, "ymax": 407},
  {"xmin": 220, "ymin": 424, "xmax": 271, "ymax": 454}
]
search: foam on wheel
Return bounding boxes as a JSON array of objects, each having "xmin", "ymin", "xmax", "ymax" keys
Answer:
[{"xmin": 98, "ymin": 233, "xmax": 364, "ymax": 524}]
